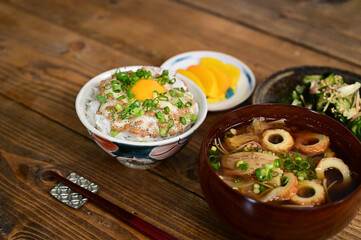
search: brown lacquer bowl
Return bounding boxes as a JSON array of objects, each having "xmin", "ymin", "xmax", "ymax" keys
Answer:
[{"xmin": 198, "ymin": 104, "xmax": 361, "ymax": 240}]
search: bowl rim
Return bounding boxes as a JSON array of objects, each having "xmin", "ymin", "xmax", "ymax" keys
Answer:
[
  {"xmin": 75, "ymin": 65, "xmax": 208, "ymax": 146},
  {"xmin": 252, "ymin": 65, "xmax": 361, "ymax": 104},
  {"xmin": 200, "ymin": 103, "xmax": 361, "ymax": 211}
]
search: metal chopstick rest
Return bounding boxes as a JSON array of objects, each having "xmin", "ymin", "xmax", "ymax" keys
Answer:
[{"xmin": 50, "ymin": 172, "xmax": 99, "ymax": 209}]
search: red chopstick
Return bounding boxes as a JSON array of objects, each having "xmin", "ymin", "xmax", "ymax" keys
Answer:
[{"xmin": 48, "ymin": 171, "xmax": 178, "ymax": 240}]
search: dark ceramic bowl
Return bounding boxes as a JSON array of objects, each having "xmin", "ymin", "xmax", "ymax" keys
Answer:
[
  {"xmin": 198, "ymin": 104, "xmax": 361, "ymax": 240},
  {"xmin": 252, "ymin": 66, "xmax": 361, "ymax": 104}
]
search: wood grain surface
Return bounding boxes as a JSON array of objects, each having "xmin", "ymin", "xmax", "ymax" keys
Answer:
[
  {"xmin": 181, "ymin": 0, "xmax": 361, "ymax": 67},
  {"xmin": 1, "ymin": 0, "xmax": 361, "ymax": 239}
]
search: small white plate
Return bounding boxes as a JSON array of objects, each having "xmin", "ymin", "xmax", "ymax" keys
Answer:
[{"xmin": 161, "ymin": 50, "xmax": 256, "ymax": 111}]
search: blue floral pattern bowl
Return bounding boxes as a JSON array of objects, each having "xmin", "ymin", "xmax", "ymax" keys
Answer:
[{"xmin": 76, "ymin": 66, "xmax": 207, "ymax": 169}]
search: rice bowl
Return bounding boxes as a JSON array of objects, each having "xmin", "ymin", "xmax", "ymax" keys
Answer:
[
  {"xmin": 76, "ymin": 66, "xmax": 207, "ymax": 169},
  {"xmin": 85, "ymin": 66, "xmax": 198, "ymax": 142}
]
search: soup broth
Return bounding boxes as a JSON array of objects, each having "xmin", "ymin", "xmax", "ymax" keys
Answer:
[{"xmin": 209, "ymin": 118, "xmax": 357, "ymax": 206}]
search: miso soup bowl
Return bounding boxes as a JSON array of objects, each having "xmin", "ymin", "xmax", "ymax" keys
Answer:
[
  {"xmin": 76, "ymin": 66, "xmax": 207, "ymax": 169},
  {"xmin": 198, "ymin": 104, "xmax": 361, "ymax": 240}
]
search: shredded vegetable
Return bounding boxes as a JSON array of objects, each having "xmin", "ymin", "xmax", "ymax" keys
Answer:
[{"xmin": 286, "ymin": 74, "xmax": 361, "ymax": 140}]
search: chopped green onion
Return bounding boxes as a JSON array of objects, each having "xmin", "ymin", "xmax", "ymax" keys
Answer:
[
  {"xmin": 126, "ymin": 90, "xmax": 135, "ymax": 99},
  {"xmin": 277, "ymin": 152, "xmax": 290, "ymax": 158},
  {"xmin": 297, "ymin": 160, "xmax": 310, "ymax": 169},
  {"xmin": 106, "ymin": 93, "xmax": 113, "ymax": 98},
  {"xmin": 236, "ymin": 161, "xmax": 249, "ymax": 171},
  {"xmin": 116, "ymin": 95, "xmax": 126, "ymax": 101},
  {"xmin": 110, "ymin": 130, "xmax": 119, "ymax": 136},
  {"xmin": 164, "ymin": 106, "xmax": 170, "ymax": 114},
  {"xmin": 179, "ymin": 116, "xmax": 187, "ymax": 125},
  {"xmin": 156, "ymin": 111, "xmax": 165, "ymax": 120},
  {"xmin": 143, "ymin": 99, "xmax": 152, "ymax": 106},
  {"xmin": 185, "ymin": 102, "xmax": 192, "ymax": 107},
  {"xmin": 253, "ymin": 183, "xmax": 265, "ymax": 194},
  {"xmin": 130, "ymin": 107, "xmax": 140, "ymax": 115},
  {"xmin": 135, "ymin": 69, "xmax": 143, "ymax": 77},
  {"xmin": 250, "ymin": 147, "xmax": 258, "ymax": 152},
  {"xmin": 105, "ymin": 83, "xmax": 112, "ymax": 90},
  {"xmin": 281, "ymin": 176, "xmax": 289, "ymax": 186},
  {"xmin": 112, "ymin": 84, "xmax": 122, "ymax": 92},
  {"xmin": 265, "ymin": 164, "xmax": 273, "ymax": 170},
  {"xmin": 268, "ymin": 169, "xmax": 279, "ymax": 179},
  {"xmin": 274, "ymin": 159, "xmax": 283, "ymax": 169},
  {"xmin": 285, "ymin": 163, "xmax": 297, "ymax": 170},
  {"xmin": 176, "ymin": 99, "xmax": 184, "ymax": 108},
  {"xmin": 159, "ymin": 128, "xmax": 167, "ymax": 136},
  {"xmin": 296, "ymin": 171, "xmax": 308, "ymax": 180},
  {"xmin": 167, "ymin": 118, "xmax": 174, "ymax": 128},
  {"xmin": 169, "ymin": 90, "xmax": 176, "ymax": 97},
  {"xmin": 177, "ymin": 93, "xmax": 184, "ymax": 98},
  {"xmin": 152, "ymin": 98, "xmax": 159, "ymax": 106},
  {"xmin": 96, "ymin": 94, "xmax": 107, "ymax": 103},
  {"xmin": 169, "ymin": 78, "xmax": 176, "ymax": 84},
  {"xmin": 159, "ymin": 118, "xmax": 166, "ymax": 124},
  {"xmin": 115, "ymin": 104, "xmax": 122, "ymax": 111},
  {"xmin": 210, "ymin": 161, "xmax": 220, "ymax": 170},
  {"xmin": 283, "ymin": 158, "xmax": 293, "ymax": 165},
  {"xmin": 306, "ymin": 170, "xmax": 317, "ymax": 179},
  {"xmin": 255, "ymin": 168, "xmax": 267, "ymax": 182},
  {"xmin": 157, "ymin": 77, "xmax": 165, "ymax": 85},
  {"xmin": 233, "ymin": 178, "xmax": 243, "ymax": 183},
  {"xmin": 190, "ymin": 114, "xmax": 197, "ymax": 122},
  {"xmin": 211, "ymin": 146, "xmax": 217, "ymax": 152},
  {"xmin": 158, "ymin": 95, "xmax": 169, "ymax": 101},
  {"xmin": 208, "ymin": 154, "xmax": 216, "ymax": 162},
  {"xmin": 236, "ymin": 160, "xmax": 243, "ymax": 167},
  {"xmin": 133, "ymin": 100, "xmax": 141, "ymax": 107},
  {"xmin": 119, "ymin": 112, "xmax": 130, "ymax": 120},
  {"xmin": 146, "ymin": 105, "xmax": 153, "ymax": 112}
]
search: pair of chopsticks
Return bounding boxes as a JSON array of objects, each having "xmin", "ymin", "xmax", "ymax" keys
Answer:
[{"xmin": 48, "ymin": 171, "xmax": 178, "ymax": 240}]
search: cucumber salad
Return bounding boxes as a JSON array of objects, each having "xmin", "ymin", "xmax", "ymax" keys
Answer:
[{"xmin": 289, "ymin": 74, "xmax": 361, "ymax": 140}]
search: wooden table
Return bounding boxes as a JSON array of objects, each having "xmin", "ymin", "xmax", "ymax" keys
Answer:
[{"xmin": 1, "ymin": 0, "xmax": 361, "ymax": 239}]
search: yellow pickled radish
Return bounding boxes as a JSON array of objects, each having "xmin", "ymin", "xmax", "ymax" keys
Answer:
[
  {"xmin": 222, "ymin": 64, "xmax": 240, "ymax": 90},
  {"xmin": 200, "ymin": 57, "xmax": 223, "ymax": 66},
  {"xmin": 187, "ymin": 65, "xmax": 218, "ymax": 98},
  {"xmin": 205, "ymin": 65, "xmax": 231, "ymax": 97},
  {"xmin": 200, "ymin": 57, "xmax": 240, "ymax": 90},
  {"xmin": 176, "ymin": 69, "xmax": 206, "ymax": 94}
]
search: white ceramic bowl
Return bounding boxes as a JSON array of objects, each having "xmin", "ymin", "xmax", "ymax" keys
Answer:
[
  {"xmin": 75, "ymin": 66, "xmax": 207, "ymax": 169},
  {"xmin": 161, "ymin": 50, "xmax": 256, "ymax": 111}
]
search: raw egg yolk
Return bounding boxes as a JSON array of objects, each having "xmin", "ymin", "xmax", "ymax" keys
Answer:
[{"xmin": 131, "ymin": 79, "xmax": 167, "ymax": 101}]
